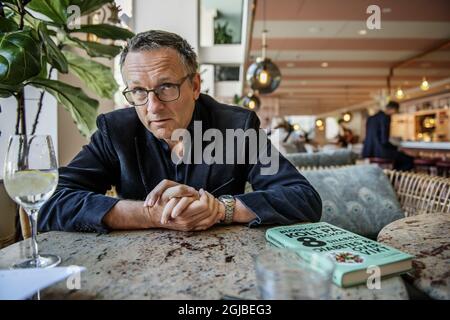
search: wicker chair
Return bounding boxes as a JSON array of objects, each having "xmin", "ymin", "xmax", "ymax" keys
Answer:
[{"xmin": 383, "ymin": 169, "xmax": 450, "ymax": 217}]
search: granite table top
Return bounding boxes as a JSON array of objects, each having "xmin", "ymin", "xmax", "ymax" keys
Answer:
[
  {"xmin": 378, "ymin": 213, "xmax": 450, "ymax": 300},
  {"xmin": 0, "ymin": 225, "xmax": 408, "ymax": 300}
]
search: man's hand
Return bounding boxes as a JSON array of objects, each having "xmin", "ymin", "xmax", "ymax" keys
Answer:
[
  {"xmin": 143, "ymin": 179, "xmax": 222, "ymax": 230},
  {"xmin": 145, "ymin": 194, "xmax": 199, "ymax": 229},
  {"xmin": 159, "ymin": 189, "xmax": 224, "ymax": 231},
  {"xmin": 103, "ymin": 179, "xmax": 254, "ymax": 231},
  {"xmin": 144, "ymin": 179, "xmax": 199, "ymax": 207}
]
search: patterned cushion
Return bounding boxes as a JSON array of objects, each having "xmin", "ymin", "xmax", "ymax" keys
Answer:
[{"xmin": 301, "ymin": 165, "xmax": 405, "ymax": 238}]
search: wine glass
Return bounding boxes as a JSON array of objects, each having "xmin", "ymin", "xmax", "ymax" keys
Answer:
[{"xmin": 3, "ymin": 135, "xmax": 61, "ymax": 268}]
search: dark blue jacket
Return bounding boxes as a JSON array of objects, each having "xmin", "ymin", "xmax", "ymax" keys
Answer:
[
  {"xmin": 362, "ymin": 111, "xmax": 398, "ymax": 159},
  {"xmin": 38, "ymin": 94, "xmax": 322, "ymax": 233}
]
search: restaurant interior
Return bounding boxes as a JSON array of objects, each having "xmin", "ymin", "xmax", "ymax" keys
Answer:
[{"xmin": 0, "ymin": 0, "xmax": 449, "ymax": 301}]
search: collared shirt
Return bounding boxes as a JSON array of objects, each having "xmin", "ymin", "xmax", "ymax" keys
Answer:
[{"xmin": 145, "ymin": 105, "xmax": 199, "ymax": 185}]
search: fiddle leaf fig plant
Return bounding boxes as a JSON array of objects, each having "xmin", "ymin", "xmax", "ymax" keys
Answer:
[{"xmin": 0, "ymin": 0, "xmax": 134, "ymax": 137}]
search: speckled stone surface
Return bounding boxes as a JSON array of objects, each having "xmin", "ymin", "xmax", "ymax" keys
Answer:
[
  {"xmin": 0, "ymin": 226, "xmax": 407, "ymax": 300},
  {"xmin": 378, "ymin": 213, "xmax": 450, "ymax": 300}
]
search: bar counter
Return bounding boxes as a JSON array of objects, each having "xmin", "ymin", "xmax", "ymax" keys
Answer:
[{"xmin": 399, "ymin": 141, "xmax": 450, "ymax": 151}]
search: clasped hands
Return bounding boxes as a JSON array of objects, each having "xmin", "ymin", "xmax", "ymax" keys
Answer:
[{"xmin": 143, "ymin": 179, "xmax": 225, "ymax": 231}]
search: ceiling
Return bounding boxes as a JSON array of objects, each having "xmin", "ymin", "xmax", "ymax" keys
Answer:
[{"xmin": 246, "ymin": 0, "xmax": 450, "ymax": 116}]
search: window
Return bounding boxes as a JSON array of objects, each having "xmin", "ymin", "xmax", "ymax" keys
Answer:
[{"xmin": 200, "ymin": 0, "xmax": 244, "ymax": 46}]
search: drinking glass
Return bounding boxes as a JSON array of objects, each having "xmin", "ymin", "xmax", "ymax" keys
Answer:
[
  {"xmin": 254, "ymin": 247, "xmax": 335, "ymax": 299},
  {"xmin": 3, "ymin": 135, "xmax": 61, "ymax": 268}
]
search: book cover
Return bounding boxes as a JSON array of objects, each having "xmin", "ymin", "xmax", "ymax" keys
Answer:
[{"xmin": 265, "ymin": 222, "xmax": 414, "ymax": 287}]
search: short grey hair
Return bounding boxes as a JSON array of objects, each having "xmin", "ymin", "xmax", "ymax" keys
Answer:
[{"xmin": 120, "ymin": 30, "xmax": 198, "ymax": 75}]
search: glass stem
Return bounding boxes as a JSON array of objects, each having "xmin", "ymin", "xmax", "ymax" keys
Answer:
[{"xmin": 27, "ymin": 208, "xmax": 40, "ymax": 266}]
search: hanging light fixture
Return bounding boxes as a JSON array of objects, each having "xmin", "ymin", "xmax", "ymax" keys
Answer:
[
  {"xmin": 246, "ymin": 0, "xmax": 281, "ymax": 94},
  {"xmin": 241, "ymin": 92, "xmax": 261, "ymax": 111},
  {"xmin": 315, "ymin": 118, "xmax": 325, "ymax": 131},
  {"xmin": 420, "ymin": 77, "xmax": 430, "ymax": 91},
  {"xmin": 395, "ymin": 87, "xmax": 405, "ymax": 99},
  {"xmin": 342, "ymin": 112, "xmax": 352, "ymax": 123}
]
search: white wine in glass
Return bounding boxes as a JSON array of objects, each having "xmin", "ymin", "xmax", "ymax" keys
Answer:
[{"xmin": 3, "ymin": 135, "xmax": 61, "ymax": 268}]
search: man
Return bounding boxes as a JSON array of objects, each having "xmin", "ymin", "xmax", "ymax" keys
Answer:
[
  {"xmin": 362, "ymin": 101, "xmax": 413, "ymax": 171},
  {"xmin": 38, "ymin": 30, "xmax": 322, "ymax": 233}
]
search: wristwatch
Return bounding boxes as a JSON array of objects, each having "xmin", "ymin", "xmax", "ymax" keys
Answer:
[{"xmin": 218, "ymin": 195, "xmax": 235, "ymax": 224}]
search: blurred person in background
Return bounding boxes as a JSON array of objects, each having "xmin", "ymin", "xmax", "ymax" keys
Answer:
[{"xmin": 362, "ymin": 101, "xmax": 414, "ymax": 171}]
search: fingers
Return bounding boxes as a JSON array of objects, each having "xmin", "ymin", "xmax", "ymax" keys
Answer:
[
  {"xmin": 171, "ymin": 196, "xmax": 197, "ymax": 219},
  {"xmin": 158, "ymin": 189, "xmax": 221, "ymax": 232},
  {"xmin": 192, "ymin": 191, "xmax": 221, "ymax": 231},
  {"xmin": 144, "ymin": 179, "xmax": 177, "ymax": 207},
  {"xmin": 161, "ymin": 197, "xmax": 179, "ymax": 224},
  {"xmin": 178, "ymin": 188, "xmax": 208, "ymax": 216},
  {"xmin": 168, "ymin": 189, "xmax": 209, "ymax": 230},
  {"xmin": 161, "ymin": 185, "xmax": 199, "ymax": 203},
  {"xmin": 143, "ymin": 179, "xmax": 198, "ymax": 207},
  {"xmin": 207, "ymin": 190, "xmax": 215, "ymax": 213}
]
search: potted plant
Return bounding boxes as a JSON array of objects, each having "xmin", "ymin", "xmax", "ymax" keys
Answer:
[
  {"xmin": 0, "ymin": 0, "xmax": 134, "ymax": 137},
  {"xmin": 214, "ymin": 21, "xmax": 233, "ymax": 44}
]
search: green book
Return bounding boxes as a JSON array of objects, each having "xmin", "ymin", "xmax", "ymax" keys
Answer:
[{"xmin": 265, "ymin": 222, "xmax": 414, "ymax": 288}]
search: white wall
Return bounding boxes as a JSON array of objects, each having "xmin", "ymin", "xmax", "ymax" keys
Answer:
[{"xmin": 133, "ymin": 0, "xmax": 199, "ymax": 53}]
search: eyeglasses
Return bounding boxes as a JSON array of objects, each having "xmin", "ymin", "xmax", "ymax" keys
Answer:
[{"xmin": 122, "ymin": 74, "xmax": 194, "ymax": 106}]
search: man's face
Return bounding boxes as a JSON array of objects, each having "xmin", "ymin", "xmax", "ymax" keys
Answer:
[{"xmin": 122, "ymin": 48, "xmax": 201, "ymax": 140}]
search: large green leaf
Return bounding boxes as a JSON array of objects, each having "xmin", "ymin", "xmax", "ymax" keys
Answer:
[
  {"xmin": 69, "ymin": 0, "xmax": 111, "ymax": 16},
  {"xmin": 0, "ymin": 30, "xmax": 42, "ymax": 85},
  {"xmin": 63, "ymin": 50, "xmax": 118, "ymax": 98},
  {"xmin": 0, "ymin": 83, "xmax": 21, "ymax": 97},
  {"xmin": 0, "ymin": 16, "xmax": 18, "ymax": 32},
  {"xmin": 27, "ymin": 0, "xmax": 69, "ymax": 25},
  {"xmin": 29, "ymin": 78, "xmax": 99, "ymax": 137},
  {"xmin": 5, "ymin": 5, "xmax": 40, "ymax": 29},
  {"xmin": 0, "ymin": 89, "xmax": 11, "ymax": 97},
  {"xmin": 38, "ymin": 22, "xmax": 68, "ymax": 73},
  {"xmin": 72, "ymin": 24, "xmax": 134, "ymax": 40},
  {"xmin": 68, "ymin": 36, "xmax": 121, "ymax": 58}
]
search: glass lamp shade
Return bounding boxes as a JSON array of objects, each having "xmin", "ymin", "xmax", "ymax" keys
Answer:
[
  {"xmin": 246, "ymin": 57, "xmax": 281, "ymax": 94},
  {"xmin": 242, "ymin": 93, "xmax": 261, "ymax": 111},
  {"xmin": 342, "ymin": 112, "xmax": 352, "ymax": 122},
  {"xmin": 420, "ymin": 78, "xmax": 430, "ymax": 91},
  {"xmin": 395, "ymin": 87, "xmax": 405, "ymax": 100}
]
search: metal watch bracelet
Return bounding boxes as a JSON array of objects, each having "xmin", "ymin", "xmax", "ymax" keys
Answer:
[{"xmin": 218, "ymin": 195, "xmax": 235, "ymax": 224}]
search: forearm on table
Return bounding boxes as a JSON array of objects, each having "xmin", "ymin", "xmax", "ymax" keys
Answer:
[
  {"xmin": 104, "ymin": 198, "xmax": 256, "ymax": 230},
  {"xmin": 103, "ymin": 200, "xmax": 153, "ymax": 230}
]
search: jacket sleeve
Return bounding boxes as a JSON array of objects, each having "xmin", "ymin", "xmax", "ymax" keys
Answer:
[
  {"xmin": 234, "ymin": 112, "xmax": 322, "ymax": 227},
  {"xmin": 380, "ymin": 115, "xmax": 391, "ymax": 146},
  {"xmin": 38, "ymin": 115, "xmax": 120, "ymax": 233}
]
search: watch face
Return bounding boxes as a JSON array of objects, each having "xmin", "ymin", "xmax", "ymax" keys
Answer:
[{"xmin": 220, "ymin": 195, "xmax": 234, "ymax": 201}]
